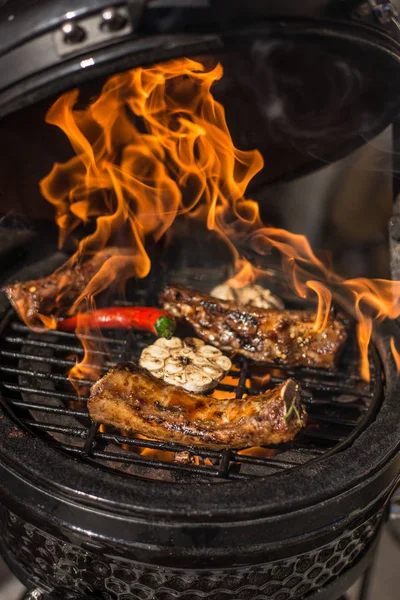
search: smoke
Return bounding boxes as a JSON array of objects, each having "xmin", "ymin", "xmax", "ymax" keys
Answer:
[{"xmin": 212, "ymin": 36, "xmax": 396, "ymax": 175}]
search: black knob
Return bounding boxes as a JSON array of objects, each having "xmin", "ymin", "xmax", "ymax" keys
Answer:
[
  {"xmin": 100, "ymin": 8, "xmax": 128, "ymax": 32},
  {"xmin": 62, "ymin": 21, "xmax": 87, "ymax": 45}
]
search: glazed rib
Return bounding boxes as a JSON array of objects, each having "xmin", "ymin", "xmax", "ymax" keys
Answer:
[
  {"xmin": 3, "ymin": 248, "xmax": 120, "ymax": 327},
  {"xmin": 88, "ymin": 363, "xmax": 306, "ymax": 449},
  {"xmin": 160, "ymin": 285, "xmax": 347, "ymax": 368}
]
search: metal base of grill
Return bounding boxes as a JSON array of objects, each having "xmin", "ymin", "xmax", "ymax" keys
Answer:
[{"xmin": 0, "ymin": 504, "xmax": 383, "ymax": 600}]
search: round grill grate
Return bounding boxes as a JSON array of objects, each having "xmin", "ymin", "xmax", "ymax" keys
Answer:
[{"xmin": 0, "ymin": 304, "xmax": 383, "ymax": 483}]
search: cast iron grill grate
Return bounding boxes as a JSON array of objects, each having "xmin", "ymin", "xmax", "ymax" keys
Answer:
[{"xmin": 0, "ymin": 310, "xmax": 383, "ymax": 482}]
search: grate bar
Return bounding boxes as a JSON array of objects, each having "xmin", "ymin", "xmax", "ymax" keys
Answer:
[
  {"xmin": 4, "ymin": 335, "xmax": 110, "ymax": 357},
  {"xmin": 300, "ymin": 429, "xmax": 344, "ymax": 442},
  {"xmin": 50, "ymin": 443, "xmax": 252, "ymax": 480},
  {"xmin": 252, "ymin": 375, "xmax": 374, "ymax": 397},
  {"xmin": 82, "ymin": 431, "xmax": 311, "ymax": 469},
  {"xmin": 0, "ymin": 350, "xmax": 116, "ymax": 370},
  {"xmin": 251, "ymin": 356, "xmax": 372, "ymax": 382},
  {"xmin": 20, "ymin": 421, "xmax": 89, "ymax": 438},
  {"xmin": 232, "ymin": 452, "xmax": 304, "ymax": 469},
  {"xmin": 82, "ymin": 423, "xmax": 100, "ymax": 456},
  {"xmin": 6, "ymin": 400, "xmax": 88, "ymax": 417},
  {"xmin": 306, "ymin": 414, "xmax": 358, "ymax": 427},
  {"xmin": 301, "ymin": 396, "xmax": 368, "ymax": 409},
  {"xmin": 10, "ymin": 321, "xmax": 126, "ymax": 345},
  {"xmin": 0, "ymin": 365, "xmax": 94, "ymax": 387},
  {"xmin": 1, "ymin": 383, "xmax": 83, "ymax": 401},
  {"xmin": 99, "ymin": 431, "xmax": 226, "ymax": 458}
]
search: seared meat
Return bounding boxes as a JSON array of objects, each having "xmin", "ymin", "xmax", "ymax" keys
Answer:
[
  {"xmin": 160, "ymin": 286, "xmax": 348, "ymax": 368},
  {"xmin": 3, "ymin": 248, "xmax": 120, "ymax": 327},
  {"xmin": 88, "ymin": 363, "xmax": 306, "ymax": 449}
]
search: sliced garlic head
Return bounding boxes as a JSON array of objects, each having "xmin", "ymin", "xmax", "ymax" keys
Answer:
[
  {"xmin": 139, "ymin": 336, "xmax": 232, "ymax": 393},
  {"xmin": 211, "ymin": 282, "xmax": 284, "ymax": 310}
]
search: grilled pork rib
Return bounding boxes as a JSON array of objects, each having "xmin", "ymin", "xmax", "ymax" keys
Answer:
[
  {"xmin": 88, "ymin": 364, "xmax": 306, "ymax": 449},
  {"xmin": 160, "ymin": 286, "xmax": 348, "ymax": 368},
  {"xmin": 3, "ymin": 248, "xmax": 120, "ymax": 327}
]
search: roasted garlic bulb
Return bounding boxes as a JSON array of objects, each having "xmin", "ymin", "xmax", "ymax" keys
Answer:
[
  {"xmin": 139, "ymin": 337, "xmax": 232, "ymax": 393},
  {"xmin": 211, "ymin": 282, "xmax": 284, "ymax": 310}
]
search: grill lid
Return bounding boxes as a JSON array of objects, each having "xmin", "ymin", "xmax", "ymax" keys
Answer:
[{"xmin": 1, "ymin": 1, "xmax": 400, "ymax": 183}]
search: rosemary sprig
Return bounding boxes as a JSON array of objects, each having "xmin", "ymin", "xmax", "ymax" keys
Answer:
[{"xmin": 285, "ymin": 399, "xmax": 302, "ymax": 426}]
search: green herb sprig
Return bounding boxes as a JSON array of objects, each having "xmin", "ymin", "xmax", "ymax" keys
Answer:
[{"xmin": 285, "ymin": 399, "xmax": 302, "ymax": 426}]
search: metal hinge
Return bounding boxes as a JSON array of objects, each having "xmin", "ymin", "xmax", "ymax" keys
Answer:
[
  {"xmin": 354, "ymin": 0, "xmax": 398, "ymax": 24},
  {"xmin": 53, "ymin": 2, "xmax": 145, "ymax": 58},
  {"xmin": 22, "ymin": 590, "xmax": 44, "ymax": 600}
]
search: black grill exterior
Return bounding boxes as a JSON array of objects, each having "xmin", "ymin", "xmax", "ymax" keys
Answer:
[
  {"xmin": 0, "ymin": 2, "xmax": 400, "ymax": 599},
  {"xmin": 0, "ymin": 504, "xmax": 384, "ymax": 600}
]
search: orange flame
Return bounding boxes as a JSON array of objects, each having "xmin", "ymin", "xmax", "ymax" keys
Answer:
[
  {"xmin": 32, "ymin": 57, "xmax": 400, "ymax": 384},
  {"xmin": 306, "ymin": 281, "xmax": 333, "ymax": 333}
]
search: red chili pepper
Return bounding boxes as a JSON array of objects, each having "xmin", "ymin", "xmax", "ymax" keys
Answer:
[{"xmin": 57, "ymin": 307, "xmax": 176, "ymax": 338}]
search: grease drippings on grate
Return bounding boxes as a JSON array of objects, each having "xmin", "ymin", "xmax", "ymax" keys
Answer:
[{"xmin": 0, "ymin": 309, "xmax": 383, "ymax": 483}]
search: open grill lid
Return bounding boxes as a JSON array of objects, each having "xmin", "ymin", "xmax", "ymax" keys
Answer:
[{"xmin": 1, "ymin": 0, "xmax": 400, "ymax": 183}]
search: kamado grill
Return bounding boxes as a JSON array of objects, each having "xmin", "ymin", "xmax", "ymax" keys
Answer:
[{"xmin": 0, "ymin": 1, "xmax": 400, "ymax": 600}]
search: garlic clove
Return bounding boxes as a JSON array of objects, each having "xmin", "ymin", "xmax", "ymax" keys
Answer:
[
  {"xmin": 139, "ymin": 355, "xmax": 165, "ymax": 372},
  {"xmin": 184, "ymin": 365, "xmax": 213, "ymax": 393},
  {"xmin": 151, "ymin": 370, "xmax": 164, "ymax": 379},
  {"xmin": 215, "ymin": 355, "xmax": 232, "ymax": 372},
  {"xmin": 210, "ymin": 283, "xmax": 234, "ymax": 302},
  {"xmin": 192, "ymin": 356, "xmax": 223, "ymax": 380},
  {"xmin": 180, "ymin": 346, "xmax": 196, "ymax": 359},
  {"xmin": 197, "ymin": 344, "xmax": 223, "ymax": 358},
  {"xmin": 246, "ymin": 285, "xmax": 284, "ymax": 310},
  {"xmin": 164, "ymin": 370, "xmax": 187, "ymax": 387},
  {"xmin": 164, "ymin": 356, "xmax": 185, "ymax": 375},
  {"xmin": 183, "ymin": 337, "xmax": 205, "ymax": 351},
  {"xmin": 154, "ymin": 337, "xmax": 183, "ymax": 351},
  {"xmin": 141, "ymin": 345, "xmax": 170, "ymax": 360}
]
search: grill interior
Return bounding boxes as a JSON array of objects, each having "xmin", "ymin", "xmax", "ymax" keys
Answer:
[{"xmin": 0, "ymin": 300, "xmax": 383, "ymax": 483}]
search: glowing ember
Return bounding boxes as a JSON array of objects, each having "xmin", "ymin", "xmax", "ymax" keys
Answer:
[
  {"xmin": 238, "ymin": 447, "xmax": 279, "ymax": 458},
  {"xmin": 28, "ymin": 56, "xmax": 400, "ymax": 385}
]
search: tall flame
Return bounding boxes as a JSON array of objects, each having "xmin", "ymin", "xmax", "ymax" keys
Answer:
[{"xmin": 37, "ymin": 57, "xmax": 400, "ymax": 381}]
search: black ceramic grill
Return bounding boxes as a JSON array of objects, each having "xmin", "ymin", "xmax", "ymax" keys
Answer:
[
  {"xmin": 0, "ymin": 306, "xmax": 384, "ymax": 483},
  {"xmin": 0, "ymin": 2, "xmax": 400, "ymax": 600}
]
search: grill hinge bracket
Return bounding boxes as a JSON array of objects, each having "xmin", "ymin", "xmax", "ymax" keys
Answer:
[
  {"xmin": 354, "ymin": 0, "xmax": 398, "ymax": 24},
  {"xmin": 53, "ymin": 2, "xmax": 146, "ymax": 58}
]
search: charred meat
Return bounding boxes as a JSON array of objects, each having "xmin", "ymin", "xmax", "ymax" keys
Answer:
[
  {"xmin": 88, "ymin": 363, "xmax": 306, "ymax": 449},
  {"xmin": 3, "ymin": 248, "xmax": 120, "ymax": 327},
  {"xmin": 160, "ymin": 285, "xmax": 348, "ymax": 368}
]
